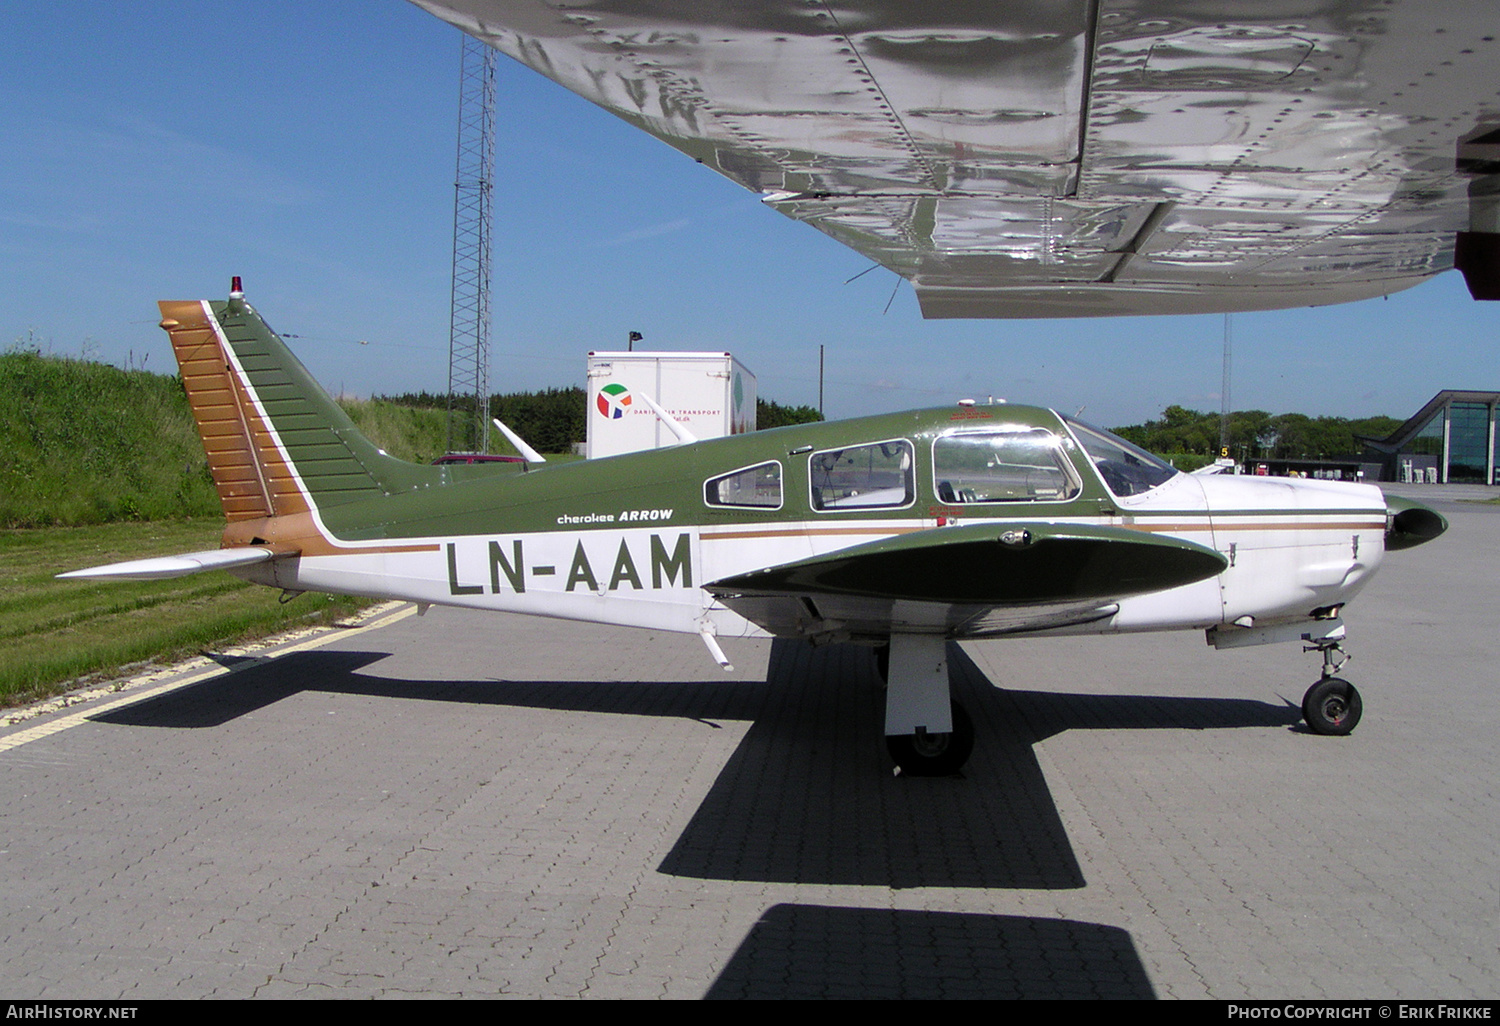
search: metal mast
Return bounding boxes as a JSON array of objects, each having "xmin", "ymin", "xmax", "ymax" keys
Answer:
[
  {"xmin": 446, "ymin": 33, "xmax": 495, "ymax": 454},
  {"xmin": 1220, "ymin": 313, "xmax": 1233, "ymax": 453}
]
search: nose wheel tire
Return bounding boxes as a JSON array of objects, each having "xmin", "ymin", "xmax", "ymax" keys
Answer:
[
  {"xmin": 887, "ymin": 702, "xmax": 974, "ymax": 776},
  {"xmin": 1303, "ymin": 677, "xmax": 1362, "ymax": 736}
]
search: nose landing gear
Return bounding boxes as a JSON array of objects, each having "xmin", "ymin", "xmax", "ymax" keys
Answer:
[{"xmin": 1302, "ymin": 637, "xmax": 1362, "ymax": 736}]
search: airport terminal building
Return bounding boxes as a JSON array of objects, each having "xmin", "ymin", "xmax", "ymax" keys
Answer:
[{"xmin": 1361, "ymin": 390, "xmax": 1500, "ymax": 485}]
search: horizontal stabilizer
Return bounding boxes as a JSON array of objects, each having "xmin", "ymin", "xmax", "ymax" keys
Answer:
[
  {"xmin": 491, "ymin": 418, "xmax": 546, "ymax": 463},
  {"xmin": 57, "ymin": 547, "xmax": 276, "ymax": 582},
  {"xmin": 707, "ymin": 522, "xmax": 1227, "ymax": 606}
]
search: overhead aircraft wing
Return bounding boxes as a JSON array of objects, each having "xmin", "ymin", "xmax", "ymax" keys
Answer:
[
  {"xmin": 411, "ymin": 1, "xmax": 1500, "ymax": 317},
  {"xmin": 704, "ymin": 521, "xmax": 1227, "ymax": 640}
]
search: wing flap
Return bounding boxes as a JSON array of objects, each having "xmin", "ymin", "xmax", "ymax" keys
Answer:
[
  {"xmin": 56, "ymin": 547, "xmax": 277, "ymax": 582},
  {"xmin": 710, "ymin": 591, "xmax": 1119, "ymax": 643}
]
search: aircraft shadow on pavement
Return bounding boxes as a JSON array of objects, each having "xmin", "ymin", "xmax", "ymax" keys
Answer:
[
  {"xmin": 705, "ymin": 903, "xmax": 1155, "ymax": 999},
  {"xmin": 657, "ymin": 639, "xmax": 1296, "ymax": 890},
  {"xmin": 659, "ymin": 639, "xmax": 1087, "ymax": 889},
  {"xmin": 90, "ymin": 647, "xmax": 771, "ymax": 729},
  {"xmin": 92, "ymin": 639, "xmax": 1296, "ymax": 892},
  {"xmin": 92, "ymin": 650, "xmax": 395, "ymax": 729}
]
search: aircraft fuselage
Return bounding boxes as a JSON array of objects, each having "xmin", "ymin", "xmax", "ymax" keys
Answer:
[{"xmin": 228, "ymin": 405, "xmax": 1390, "ymax": 652}]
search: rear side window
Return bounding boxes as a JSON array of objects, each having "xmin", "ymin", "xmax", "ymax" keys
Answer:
[
  {"xmin": 809, "ymin": 440, "xmax": 914, "ymax": 511},
  {"xmin": 705, "ymin": 461, "xmax": 782, "ymax": 508},
  {"xmin": 933, "ymin": 429, "xmax": 1079, "ymax": 503}
]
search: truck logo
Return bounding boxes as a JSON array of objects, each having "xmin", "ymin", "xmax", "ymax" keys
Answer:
[{"xmin": 596, "ymin": 382, "xmax": 632, "ymax": 419}]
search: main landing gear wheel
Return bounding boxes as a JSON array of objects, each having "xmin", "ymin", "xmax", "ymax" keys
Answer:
[
  {"xmin": 886, "ymin": 702, "xmax": 974, "ymax": 776},
  {"xmin": 1302, "ymin": 677, "xmax": 1362, "ymax": 736}
]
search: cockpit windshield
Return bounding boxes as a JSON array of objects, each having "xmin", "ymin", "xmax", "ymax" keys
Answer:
[{"xmin": 1064, "ymin": 418, "xmax": 1179, "ymax": 498}]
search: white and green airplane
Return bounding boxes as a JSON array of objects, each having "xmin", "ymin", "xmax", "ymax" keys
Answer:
[{"xmin": 62, "ymin": 284, "xmax": 1446, "ymax": 775}]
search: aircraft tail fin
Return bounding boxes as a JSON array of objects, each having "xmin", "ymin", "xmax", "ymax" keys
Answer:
[{"xmin": 158, "ymin": 283, "xmax": 436, "ymax": 524}]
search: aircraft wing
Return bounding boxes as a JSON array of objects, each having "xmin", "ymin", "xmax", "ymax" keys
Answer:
[
  {"xmin": 411, "ymin": 1, "xmax": 1500, "ymax": 317},
  {"xmin": 704, "ymin": 521, "xmax": 1227, "ymax": 640}
]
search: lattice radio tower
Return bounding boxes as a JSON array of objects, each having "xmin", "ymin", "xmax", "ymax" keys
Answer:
[{"xmin": 446, "ymin": 33, "xmax": 495, "ymax": 454}]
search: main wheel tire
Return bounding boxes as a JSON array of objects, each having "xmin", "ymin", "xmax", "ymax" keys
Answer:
[
  {"xmin": 1303, "ymin": 677, "xmax": 1362, "ymax": 736},
  {"xmin": 886, "ymin": 702, "xmax": 975, "ymax": 776}
]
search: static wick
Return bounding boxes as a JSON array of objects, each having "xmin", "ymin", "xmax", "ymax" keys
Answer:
[{"xmin": 883, "ymin": 275, "xmax": 902, "ymax": 315}]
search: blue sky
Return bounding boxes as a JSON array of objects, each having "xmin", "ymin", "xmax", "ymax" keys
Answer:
[{"xmin": 3, "ymin": 1, "xmax": 1496, "ymax": 428}]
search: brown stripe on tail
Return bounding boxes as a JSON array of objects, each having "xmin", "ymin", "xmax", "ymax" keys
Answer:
[
  {"xmin": 157, "ymin": 291, "xmax": 442, "ymax": 558},
  {"xmin": 157, "ymin": 300, "xmax": 312, "ymax": 522}
]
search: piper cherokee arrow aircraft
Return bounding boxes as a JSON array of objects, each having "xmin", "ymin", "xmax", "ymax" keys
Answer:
[
  {"xmin": 62, "ymin": 284, "xmax": 1446, "ymax": 774},
  {"xmin": 410, "ymin": 0, "xmax": 1500, "ymax": 317}
]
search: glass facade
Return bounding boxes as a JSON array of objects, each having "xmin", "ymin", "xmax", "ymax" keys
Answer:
[
  {"xmin": 1396, "ymin": 410, "xmax": 1445, "ymax": 483},
  {"xmin": 1408, "ymin": 411, "xmax": 1444, "ymax": 457},
  {"xmin": 1494, "ymin": 415, "xmax": 1500, "ymax": 485},
  {"xmin": 1374, "ymin": 393, "xmax": 1499, "ymax": 484},
  {"xmin": 1389, "ymin": 399, "xmax": 1497, "ymax": 484},
  {"xmin": 1447, "ymin": 402, "xmax": 1491, "ymax": 483}
]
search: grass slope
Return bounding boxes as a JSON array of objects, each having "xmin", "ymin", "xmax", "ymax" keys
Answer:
[
  {"xmin": 338, "ymin": 397, "xmax": 450, "ymax": 464},
  {"xmin": 0, "ymin": 352, "xmax": 450, "ymax": 703},
  {"xmin": 0, "ymin": 351, "xmax": 463, "ymax": 527},
  {"xmin": 0, "ymin": 351, "xmax": 221, "ymax": 526}
]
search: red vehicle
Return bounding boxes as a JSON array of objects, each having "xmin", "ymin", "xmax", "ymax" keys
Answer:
[{"xmin": 431, "ymin": 453, "xmax": 525, "ymax": 465}]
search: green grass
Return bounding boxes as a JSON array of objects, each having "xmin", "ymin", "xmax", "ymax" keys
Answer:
[
  {"xmin": 0, "ymin": 518, "xmax": 368, "ymax": 707},
  {"xmin": 0, "ymin": 351, "xmax": 221, "ymax": 526},
  {"xmin": 0, "ymin": 353, "xmax": 607, "ymax": 704},
  {"xmin": 0, "ymin": 350, "xmax": 546, "ymax": 528},
  {"xmin": 339, "ymin": 397, "xmax": 450, "ymax": 464}
]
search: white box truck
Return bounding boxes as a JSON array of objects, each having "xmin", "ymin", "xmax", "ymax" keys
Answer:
[{"xmin": 586, "ymin": 351, "xmax": 756, "ymax": 459}]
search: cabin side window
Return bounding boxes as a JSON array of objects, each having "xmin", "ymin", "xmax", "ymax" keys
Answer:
[
  {"xmin": 932, "ymin": 429, "xmax": 1080, "ymax": 503},
  {"xmin": 704, "ymin": 461, "xmax": 783, "ymax": 509},
  {"xmin": 809, "ymin": 440, "xmax": 914, "ymax": 511}
]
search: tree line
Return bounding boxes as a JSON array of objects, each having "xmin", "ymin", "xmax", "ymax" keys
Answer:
[
  {"xmin": 378, "ymin": 388, "xmax": 823, "ymax": 453},
  {"xmin": 378, "ymin": 391, "xmax": 1399, "ymax": 461},
  {"xmin": 1111, "ymin": 405, "xmax": 1403, "ymax": 460}
]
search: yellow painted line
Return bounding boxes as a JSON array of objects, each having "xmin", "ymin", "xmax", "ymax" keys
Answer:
[{"xmin": 0, "ymin": 602, "xmax": 417, "ymax": 755}]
